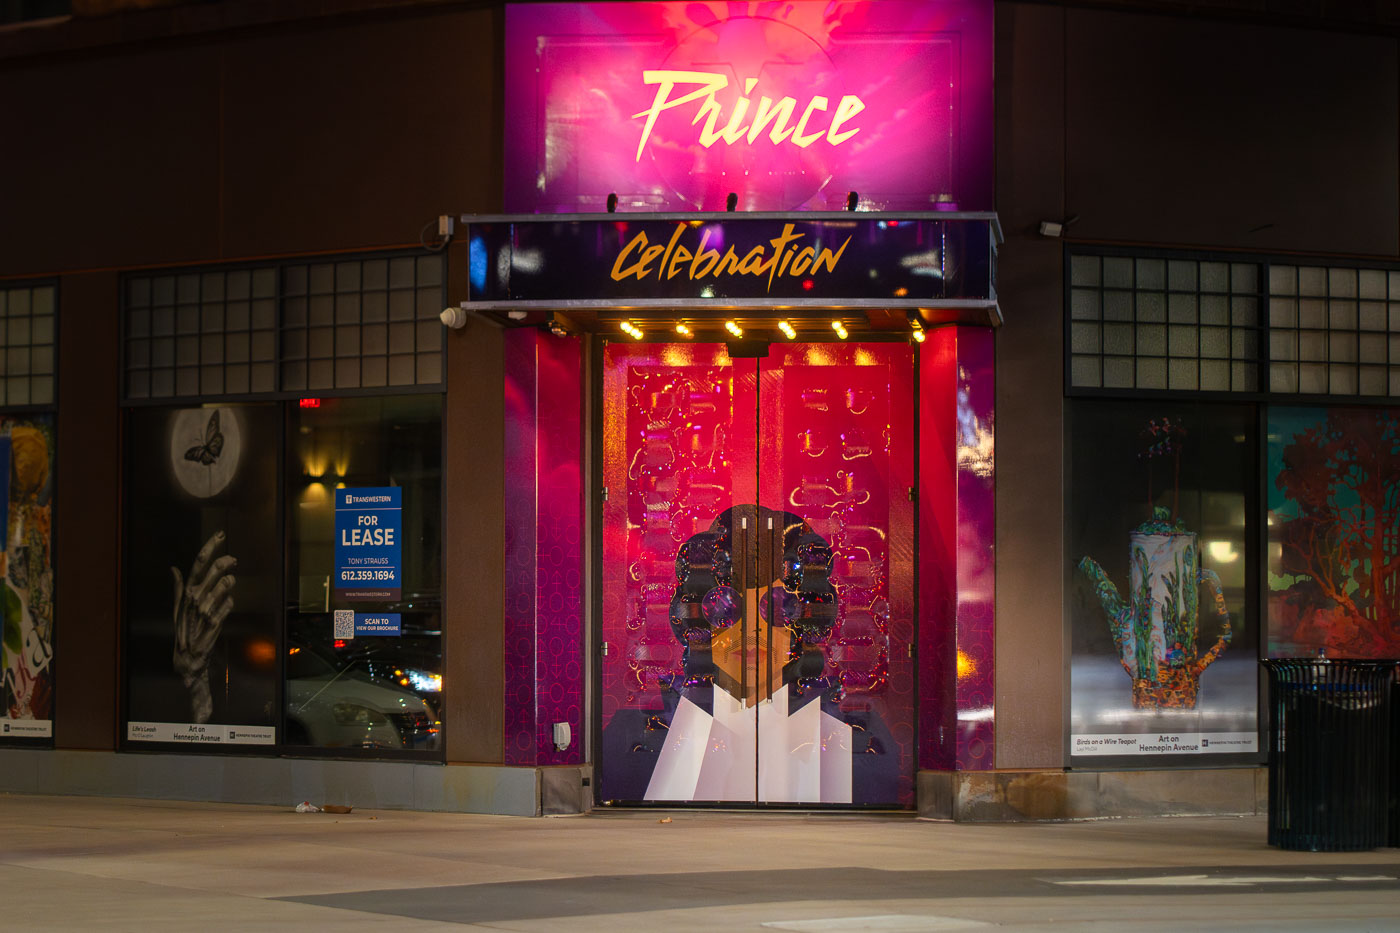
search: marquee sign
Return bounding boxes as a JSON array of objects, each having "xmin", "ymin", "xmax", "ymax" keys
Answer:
[
  {"xmin": 505, "ymin": 1, "xmax": 993, "ymax": 214},
  {"xmin": 466, "ymin": 215, "xmax": 998, "ymax": 305}
]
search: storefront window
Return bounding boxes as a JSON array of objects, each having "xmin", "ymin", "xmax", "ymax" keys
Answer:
[
  {"xmin": 1066, "ymin": 399, "xmax": 1258, "ymax": 765},
  {"xmin": 124, "ymin": 403, "xmax": 281, "ymax": 746},
  {"xmin": 120, "ymin": 253, "xmax": 446, "ymax": 755},
  {"xmin": 0, "ymin": 414, "xmax": 56, "ymax": 742},
  {"xmin": 284, "ymin": 395, "xmax": 442, "ymax": 753},
  {"xmin": 0, "ymin": 282, "xmax": 58, "ymax": 744},
  {"xmin": 1266, "ymin": 405, "xmax": 1400, "ymax": 657}
]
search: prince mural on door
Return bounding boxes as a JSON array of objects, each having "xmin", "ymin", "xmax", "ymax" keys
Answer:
[{"xmin": 599, "ymin": 343, "xmax": 914, "ymax": 806}]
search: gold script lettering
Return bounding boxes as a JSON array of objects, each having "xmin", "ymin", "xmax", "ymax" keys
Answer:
[
  {"xmin": 609, "ymin": 232, "xmax": 668, "ymax": 282},
  {"xmin": 611, "ymin": 231, "xmax": 651, "ymax": 281},
  {"xmin": 610, "ymin": 223, "xmax": 852, "ymax": 292},
  {"xmin": 791, "ymin": 96, "xmax": 829, "ymax": 148},
  {"xmin": 634, "ymin": 71, "xmax": 729, "ymax": 160},
  {"xmin": 633, "ymin": 71, "xmax": 865, "ymax": 161}
]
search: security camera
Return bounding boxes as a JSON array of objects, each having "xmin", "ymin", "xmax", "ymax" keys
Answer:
[{"xmin": 440, "ymin": 306, "xmax": 467, "ymax": 329}]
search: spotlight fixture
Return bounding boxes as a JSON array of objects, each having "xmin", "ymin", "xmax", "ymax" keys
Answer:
[
  {"xmin": 675, "ymin": 323, "xmax": 693, "ymax": 338},
  {"xmin": 831, "ymin": 319, "xmax": 848, "ymax": 340},
  {"xmin": 778, "ymin": 319, "xmax": 797, "ymax": 340},
  {"xmin": 906, "ymin": 310, "xmax": 926, "ymax": 343},
  {"xmin": 725, "ymin": 320, "xmax": 744, "ymax": 338},
  {"xmin": 620, "ymin": 320, "xmax": 644, "ymax": 340}
]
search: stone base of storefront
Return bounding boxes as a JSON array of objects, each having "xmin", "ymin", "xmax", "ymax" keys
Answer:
[
  {"xmin": 917, "ymin": 767, "xmax": 1267, "ymax": 821},
  {"xmin": 0, "ymin": 749, "xmax": 592, "ymax": 817},
  {"xmin": 0, "ymin": 751, "xmax": 1266, "ymax": 820}
]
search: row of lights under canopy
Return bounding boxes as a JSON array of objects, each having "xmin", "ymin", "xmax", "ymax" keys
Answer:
[{"xmin": 619, "ymin": 318, "xmax": 926, "ymax": 343}]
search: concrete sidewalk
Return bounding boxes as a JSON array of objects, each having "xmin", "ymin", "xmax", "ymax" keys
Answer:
[{"xmin": 1, "ymin": 794, "xmax": 1398, "ymax": 931}]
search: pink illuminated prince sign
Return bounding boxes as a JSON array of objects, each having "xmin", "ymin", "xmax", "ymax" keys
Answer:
[{"xmin": 504, "ymin": 1, "xmax": 993, "ymax": 213}]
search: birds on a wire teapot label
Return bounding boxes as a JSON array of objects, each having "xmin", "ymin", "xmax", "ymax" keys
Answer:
[{"xmin": 334, "ymin": 487, "xmax": 402, "ymax": 603}]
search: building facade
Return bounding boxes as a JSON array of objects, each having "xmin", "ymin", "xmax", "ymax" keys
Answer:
[{"xmin": 0, "ymin": 0, "xmax": 1397, "ymax": 818}]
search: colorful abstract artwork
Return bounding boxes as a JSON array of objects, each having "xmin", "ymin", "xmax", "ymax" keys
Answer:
[
  {"xmin": 1267, "ymin": 406, "xmax": 1400, "ymax": 658},
  {"xmin": 0, "ymin": 415, "xmax": 54, "ymax": 739}
]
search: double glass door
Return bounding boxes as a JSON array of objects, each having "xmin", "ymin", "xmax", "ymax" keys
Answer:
[{"xmin": 598, "ymin": 341, "xmax": 915, "ymax": 806}]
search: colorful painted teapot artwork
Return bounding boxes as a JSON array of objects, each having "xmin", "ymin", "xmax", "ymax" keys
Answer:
[
  {"xmin": 1076, "ymin": 418, "xmax": 1231, "ymax": 709},
  {"xmin": 1079, "ymin": 509, "xmax": 1232, "ymax": 708}
]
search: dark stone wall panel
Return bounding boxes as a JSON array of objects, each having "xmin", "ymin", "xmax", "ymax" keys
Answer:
[
  {"xmin": 219, "ymin": 7, "xmax": 502, "ymax": 259},
  {"xmin": 994, "ymin": 1, "xmax": 1068, "ymax": 770},
  {"xmin": 0, "ymin": 48, "xmax": 220, "ymax": 276},
  {"xmin": 53, "ymin": 270, "xmax": 121, "ymax": 750},
  {"xmin": 443, "ymin": 239, "xmax": 505, "ymax": 763},
  {"xmin": 0, "ymin": 6, "xmax": 501, "ymax": 277},
  {"xmin": 1065, "ymin": 9, "xmax": 1399, "ymax": 255}
]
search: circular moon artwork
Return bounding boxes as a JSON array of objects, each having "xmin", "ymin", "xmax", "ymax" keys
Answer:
[{"xmin": 169, "ymin": 407, "xmax": 242, "ymax": 499}]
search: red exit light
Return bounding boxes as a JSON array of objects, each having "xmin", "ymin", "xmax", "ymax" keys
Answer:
[{"xmin": 299, "ymin": 398, "xmax": 321, "ymax": 409}]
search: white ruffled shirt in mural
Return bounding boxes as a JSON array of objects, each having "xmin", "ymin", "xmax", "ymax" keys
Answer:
[{"xmin": 644, "ymin": 686, "xmax": 853, "ymax": 804}]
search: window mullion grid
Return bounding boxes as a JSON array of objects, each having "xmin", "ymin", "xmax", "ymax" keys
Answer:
[{"xmin": 1092, "ymin": 263, "xmax": 1103, "ymax": 386}]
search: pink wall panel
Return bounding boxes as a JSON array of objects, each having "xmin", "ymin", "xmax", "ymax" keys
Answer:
[
  {"xmin": 919, "ymin": 326, "xmax": 996, "ymax": 771},
  {"xmin": 504, "ymin": 329, "xmax": 585, "ymax": 765}
]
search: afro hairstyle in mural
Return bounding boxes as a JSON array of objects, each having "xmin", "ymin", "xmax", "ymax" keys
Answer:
[{"xmin": 668, "ymin": 504, "xmax": 837, "ymax": 701}]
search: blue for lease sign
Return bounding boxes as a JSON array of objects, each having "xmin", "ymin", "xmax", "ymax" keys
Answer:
[{"xmin": 334, "ymin": 486, "xmax": 402, "ymax": 603}]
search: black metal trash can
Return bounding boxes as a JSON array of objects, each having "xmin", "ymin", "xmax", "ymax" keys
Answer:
[{"xmin": 1261, "ymin": 659, "xmax": 1394, "ymax": 852}]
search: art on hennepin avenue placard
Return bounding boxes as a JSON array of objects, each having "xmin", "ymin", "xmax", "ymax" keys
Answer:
[
  {"xmin": 0, "ymin": 415, "xmax": 55, "ymax": 740},
  {"xmin": 123, "ymin": 405, "xmax": 279, "ymax": 746},
  {"xmin": 1068, "ymin": 401, "xmax": 1258, "ymax": 763},
  {"xmin": 1267, "ymin": 406, "xmax": 1400, "ymax": 659}
]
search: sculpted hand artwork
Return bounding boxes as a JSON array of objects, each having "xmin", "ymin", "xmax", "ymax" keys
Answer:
[{"xmin": 171, "ymin": 531, "xmax": 236, "ymax": 724}]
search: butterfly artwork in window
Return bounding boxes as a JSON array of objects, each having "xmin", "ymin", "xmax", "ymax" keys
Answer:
[
  {"xmin": 184, "ymin": 410, "xmax": 224, "ymax": 466},
  {"xmin": 170, "ymin": 407, "xmax": 243, "ymax": 499}
]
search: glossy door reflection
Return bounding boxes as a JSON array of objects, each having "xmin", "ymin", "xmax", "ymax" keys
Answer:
[
  {"xmin": 758, "ymin": 344, "xmax": 914, "ymax": 804},
  {"xmin": 599, "ymin": 343, "xmax": 913, "ymax": 806}
]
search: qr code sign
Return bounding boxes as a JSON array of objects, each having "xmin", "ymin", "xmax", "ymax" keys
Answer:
[{"xmin": 333, "ymin": 610, "xmax": 354, "ymax": 639}]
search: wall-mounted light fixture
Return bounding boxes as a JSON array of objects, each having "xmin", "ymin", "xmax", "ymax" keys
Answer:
[
  {"xmin": 1038, "ymin": 214, "xmax": 1079, "ymax": 238},
  {"xmin": 907, "ymin": 310, "xmax": 926, "ymax": 343}
]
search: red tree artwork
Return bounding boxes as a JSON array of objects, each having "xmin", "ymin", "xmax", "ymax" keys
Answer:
[{"xmin": 1271, "ymin": 408, "xmax": 1400, "ymax": 657}]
